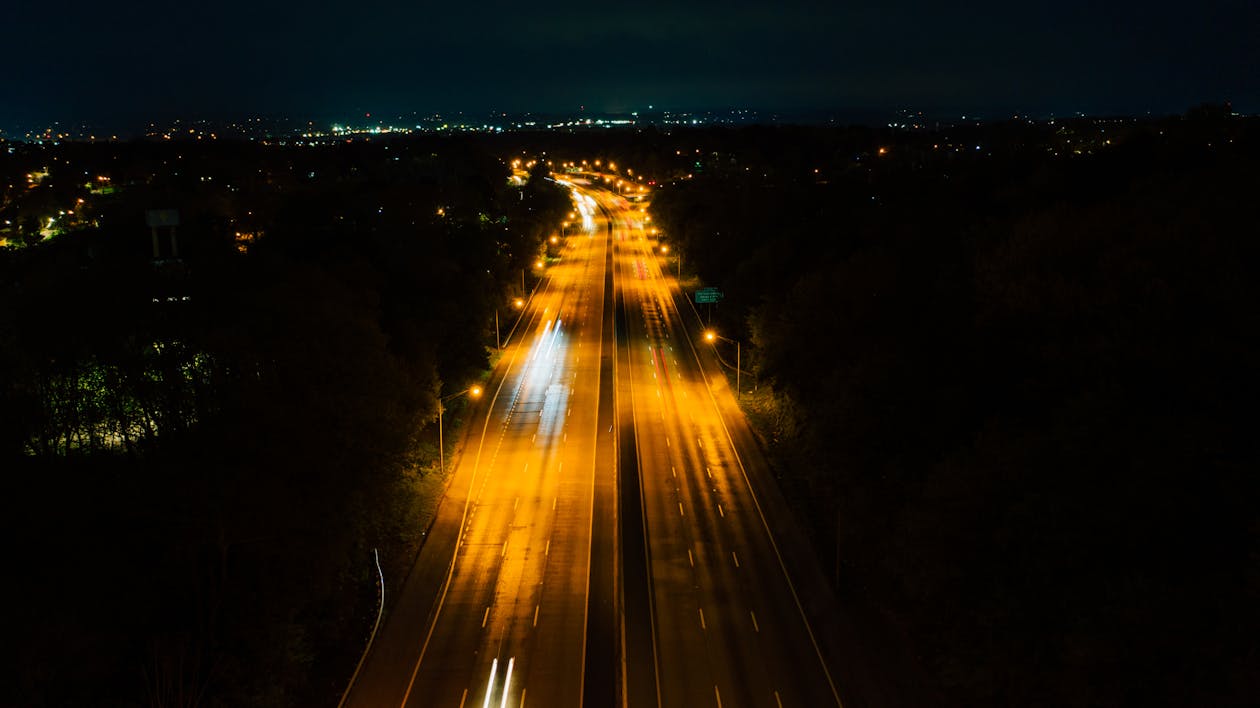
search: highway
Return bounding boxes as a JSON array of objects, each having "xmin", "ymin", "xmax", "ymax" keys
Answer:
[
  {"xmin": 341, "ymin": 181, "xmax": 843, "ymax": 708},
  {"xmin": 601, "ymin": 189, "xmax": 842, "ymax": 708},
  {"xmin": 343, "ymin": 190, "xmax": 613, "ymax": 708}
]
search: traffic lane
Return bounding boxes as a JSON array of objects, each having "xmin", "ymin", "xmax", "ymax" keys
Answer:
[
  {"xmin": 624, "ymin": 312, "xmax": 775, "ymax": 706},
  {"xmin": 642, "ymin": 273, "xmax": 843, "ymax": 705},
  {"xmin": 343, "ymin": 263, "xmax": 559, "ymax": 708},
  {"xmin": 494, "ymin": 230, "xmax": 605, "ymax": 707},
  {"xmin": 611, "ymin": 190, "xmax": 839, "ymax": 706},
  {"xmin": 516, "ymin": 314, "xmax": 604, "ymax": 707},
  {"xmin": 622, "ymin": 200, "xmax": 838, "ymax": 706},
  {"xmin": 506, "ymin": 221, "xmax": 608, "ymax": 706},
  {"xmin": 614, "ymin": 242, "xmax": 718, "ymax": 707},
  {"xmin": 402, "ymin": 401, "xmax": 554, "ymax": 707},
  {"xmin": 404, "ymin": 220, "xmax": 603, "ymax": 707}
]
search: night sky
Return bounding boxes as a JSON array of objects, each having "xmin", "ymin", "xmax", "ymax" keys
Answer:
[{"xmin": 6, "ymin": 0, "xmax": 1258, "ymax": 130}]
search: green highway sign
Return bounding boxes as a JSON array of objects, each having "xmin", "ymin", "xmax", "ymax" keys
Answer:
[{"xmin": 695, "ymin": 287, "xmax": 724, "ymax": 304}]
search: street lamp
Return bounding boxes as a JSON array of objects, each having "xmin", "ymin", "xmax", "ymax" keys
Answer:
[
  {"xmin": 438, "ymin": 385, "xmax": 482, "ymax": 475},
  {"xmin": 658, "ymin": 240, "xmax": 681, "ymax": 279},
  {"xmin": 704, "ymin": 330, "xmax": 742, "ymax": 399},
  {"xmin": 498, "ymin": 297, "xmax": 525, "ymax": 349}
]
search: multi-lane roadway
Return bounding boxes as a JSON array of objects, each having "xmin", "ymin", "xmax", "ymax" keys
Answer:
[{"xmin": 342, "ymin": 181, "xmax": 842, "ymax": 708}]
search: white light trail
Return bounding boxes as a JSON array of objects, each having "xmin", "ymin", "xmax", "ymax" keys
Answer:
[
  {"xmin": 481, "ymin": 658, "xmax": 498, "ymax": 708},
  {"xmin": 499, "ymin": 657, "xmax": 515, "ymax": 708}
]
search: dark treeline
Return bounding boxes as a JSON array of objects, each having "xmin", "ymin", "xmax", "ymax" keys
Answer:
[
  {"xmin": 1, "ymin": 137, "xmax": 568, "ymax": 705},
  {"xmin": 648, "ymin": 114, "xmax": 1259, "ymax": 706}
]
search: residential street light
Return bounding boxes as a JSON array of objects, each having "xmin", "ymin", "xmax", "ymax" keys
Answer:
[{"xmin": 438, "ymin": 385, "xmax": 482, "ymax": 475}]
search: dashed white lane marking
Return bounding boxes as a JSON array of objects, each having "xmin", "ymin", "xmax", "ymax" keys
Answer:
[
  {"xmin": 458, "ymin": 688, "xmax": 468, "ymax": 708},
  {"xmin": 688, "ymin": 549, "xmax": 694, "ymax": 567},
  {"xmin": 533, "ymin": 604, "xmax": 540, "ymax": 627},
  {"xmin": 715, "ymin": 685, "xmax": 723, "ymax": 708},
  {"xmin": 513, "ymin": 497, "xmax": 519, "ymax": 511},
  {"xmin": 774, "ymin": 690, "xmax": 784, "ymax": 708},
  {"xmin": 545, "ymin": 539, "xmax": 551, "ymax": 556},
  {"xmin": 718, "ymin": 504, "xmax": 725, "ymax": 518},
  {"xmin": 706, "ymin": 467, "xmax": 712, "ymax": 480},
  {"xmin": 699, "ymin": 607, "xmax": 707, "ymax": 630},
  {"xmin": 501, "ymin": 541, "xmax": 508, "ymax": 558},
  {"xmin": 665, "ymin": 437, "xmax": 670, "ymax": 447},
  {"xmin": 671, "ymin": 466, "xmax": 676, "ymax": 479},
  {"xmin": 482, "ymin": 607, "xmax": 490, "ymax": 628},
  {"xmin": 750, "ymin": 611, "xmax": 760, "ymax": 633},
  {"xmin": 732, "ymin": 551, "xmax": 740, "ymax": 568},
  {"xmin": 679, "ymin": 502, "xmax": 685, "ymax": 517}
]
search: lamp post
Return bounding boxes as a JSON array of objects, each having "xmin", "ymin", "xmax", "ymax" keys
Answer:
[
  {"xmin": 659, "ymin": 243, "xmax": 681, "ymax": 279},
  {"xmin": 438, "ymin": 385, "xmax": 482, "ymax": 475},
  {"xmin": 704, "ymin": 330, "xmax": 741, "ymax": 398},
  {"xmin": 499, "ymin": 297, "xmax": 525, "ymax": 349}
]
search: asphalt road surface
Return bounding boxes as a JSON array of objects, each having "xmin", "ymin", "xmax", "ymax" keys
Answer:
[{"xmin": 341, "ymin": 182, "xmax": 843, "ymax": 708}]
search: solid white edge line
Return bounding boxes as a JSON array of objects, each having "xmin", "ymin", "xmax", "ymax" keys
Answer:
[{"xmin": 335, "ymin": 548, "xmax": 385, "ymax": 708}]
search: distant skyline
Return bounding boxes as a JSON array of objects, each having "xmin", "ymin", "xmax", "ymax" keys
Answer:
[{"xmin": 5, "ymin": 0, "xmax": 1257, "ymax": 133}]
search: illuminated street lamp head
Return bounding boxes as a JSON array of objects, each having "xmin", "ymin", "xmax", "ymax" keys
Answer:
[
  {"xmin": 513, "ymin": 297, "xmax": 525, "ymax": 309},
  {"xmin": 704, "ymin": 330, "xmax": 717, "ymax": 343},
  {"xmin": 470, "ymin": 385, "xmax": 482, "ymax": 398},
  {"xmin": 534, "ymin": 260, "xmax": 544, "ymax": 269},
  {"xmin": 550, "ymin": 235, "xmax": 559, "ymax": 244},
  {"xmin": 660, "ymin": 244, "xmax": 669, "ymax": 254}
]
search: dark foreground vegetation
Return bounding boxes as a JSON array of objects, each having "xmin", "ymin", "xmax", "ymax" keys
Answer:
[
  {"xmin": 1, "ymin": 137, "xmax": 568, "ymax": 705},
  {"xmin": 645, "ymin": 111, "xmax": 1259, "ymax": 706}
]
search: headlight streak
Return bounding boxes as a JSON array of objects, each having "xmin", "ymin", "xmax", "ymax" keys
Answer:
[
  {"xmin": 481, "ymin": 658, "xmax": 498, "ymax": 708},
  {"xmin": 499, "ymin": 657, "xmax": 515, "ymax": 708}
]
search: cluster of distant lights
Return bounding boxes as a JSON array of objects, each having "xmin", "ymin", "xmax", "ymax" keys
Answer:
[{"xmin": 314, "ymin": 123, "xmax": 507, "ymax": 138}]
